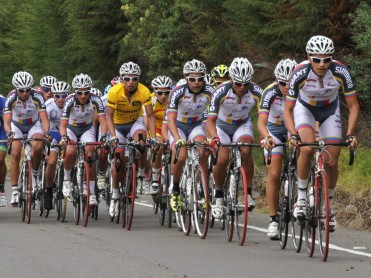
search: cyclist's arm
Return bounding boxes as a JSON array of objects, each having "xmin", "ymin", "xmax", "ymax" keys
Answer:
[
  {"xmin": 59, "ymin": 119, "xmax": 68, "ymax": 137},
  {"xmin": 257, "ymin": 113, "xmax": 270, "ymax": 138},
  {"xmin": 345, "ymin": 95, "xmax": 360, "ymax": 136},
  {"xmin": 106, "ymin": 106, "xmax": 116, "ymax": 137},
  {"xmin": 39, "ymin": 111, "xmax": 50, "ymax": 134},
  {"xmin": 167, "ymin": 112, "xmax": 181, "ymax": 141},
  {"xmin": 283, "ymin": 100, "xmax": 296, "ymax": 136},
  {"xmin": 144, "ymin": 104, "xmax": 156, "ymax": 139},
  {"xmin": 206, "ymin": 116, "xmax": 218, "ymax": 139}
]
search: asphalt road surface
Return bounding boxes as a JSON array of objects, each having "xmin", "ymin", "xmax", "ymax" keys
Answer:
[{"xmin": 0, "ymin": 182, "xmax": 370, "ymax": 278}]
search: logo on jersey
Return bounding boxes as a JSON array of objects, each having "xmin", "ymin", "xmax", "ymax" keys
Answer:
[{"xmin": 334, "ymin": 66, "xmax": 354, "ymax": 89}]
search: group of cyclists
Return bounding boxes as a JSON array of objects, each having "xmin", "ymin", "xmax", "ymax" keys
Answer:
[{"xmin": 0, "ymin": 35, "xmax": 359, "ymax": 241}]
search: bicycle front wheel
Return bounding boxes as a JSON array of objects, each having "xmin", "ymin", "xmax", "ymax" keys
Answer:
[
  {"xmin": 305, "ymin": 171, "xmax": 316, "ymax": 257},
  {"xmin": 278, "ymin": 177, "xmax": 289, "ymax": 249},
  {"xmin": 290, "ymin": 172, "xmax": 303, "ymax": 252},
  {"xmin": 124, "ymin": 162, "xmax": 136, "ymax": 230},
  {"xmin": 234, "ymin": 168, "xmax": 249, "ymax": 246},
  {"xmin": 27, "ymin": 161, "xmax": 33, "ymax": 224},
  {"xmin": 81, "ymin": 162, "xmax": 90, "ymax": 227},
  {"xmin": 224, "ymin": 173, "xmax": 234, "ymax": 242},
  {"xmin": 317, "ymin": 172, "xmax": 330, "ymax": 261},
  {"xmin": 193, "ymin": 167, "xmax": 209, "ymax": 239},
  {"xmin": 179, "ymin": 173, "xmax": 191, "ymax": 236}
]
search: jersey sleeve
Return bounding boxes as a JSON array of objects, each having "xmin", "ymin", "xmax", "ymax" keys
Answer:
[
  {"xmin": 61, "ymin": 97, "xmax": 74, "ymax": 121},
  {"xmin": 91, "ymin": 95, "xmax": 106, "ymax": 116},
  {"xmin": 141, "ymin": 85, "xmax": 152, "ymax": 106},
  {"xmin": 259, "ymin": 83, "xmax": 276, "ymax": 114},
  {"xmin": 208, "ymin": 87, "xmax": 226, "ymax": 118},
  {"xmin": 3, "ymin": 92, "xmax": 17, "ymax": 115},
  {"xmin": 107, "ymin": 85, "xmax": 119, "ymax": 109},
  {"xmin": 286, "ymin": 63, "xmax": 309, "ymax": 104},
  {"xmin": 332, "ymin": 62, "xmax": 357, "ymax": 98}
]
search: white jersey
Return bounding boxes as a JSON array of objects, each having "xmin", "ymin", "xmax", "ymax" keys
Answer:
[{"xmin": 45, "ymin": 98, "xmax": 63, "ymax": 132}]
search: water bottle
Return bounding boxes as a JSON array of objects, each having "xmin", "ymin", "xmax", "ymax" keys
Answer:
[
  {"xmin": 309, "ymin": 187, "xmax": 314, "ymax": 207},
  {"xmin": 284, "ymin": 179, "xmax": 289, "ymax": 197}
]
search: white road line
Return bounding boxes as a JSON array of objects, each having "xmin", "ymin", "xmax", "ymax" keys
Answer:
[{"xmin": 136, "ymin": 201, "xmax": 371, "ymax": 258}]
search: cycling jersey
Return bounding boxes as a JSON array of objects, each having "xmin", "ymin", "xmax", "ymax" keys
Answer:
[
  {"xmin": 107, "ymin": 83, "xmax": 151, "ymax": 124},
  {"xmin": 167, "ymin": 84, "xmax": 214, "ymax": 124},
  {"xmin": 45, "ymin": 98, "xmax": 63, "ymax": 132},
  {"xmin": 259, "ymin": 82, "xmax": 285, "ymax": 126},
  {"xmin": 0, "ymin": 95, "xmax": 7, "ymax": 151},
  {"xmin": 151, "ymin": 96, "xmax": 168, "ymax": 130},
  {"xmin": 61, "ymin": 94, "xmax": 105, "ymax": 131},
  {"xmin": 208, "ymin": 81, "xmax": 262, "ymax": 125},
  {"xmin": 4, "ymin": 89, "xmax": 46, "ymax": 127}
]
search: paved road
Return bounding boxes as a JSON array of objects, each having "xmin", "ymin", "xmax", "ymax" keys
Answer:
[{"xmin": 0, "ymin": 182, "xmax": 370, "ymax": 278}]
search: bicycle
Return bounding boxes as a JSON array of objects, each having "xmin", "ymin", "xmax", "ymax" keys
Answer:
[
  {"xmin": 52, "ymin": 144, "xmax": 67, "ymax": 222},
  {"xmin": 173, "ymin": 141, "xmax": 210, "ymax": 239},
  {"xmin": 9, "ymin": 135, "xmax": 47, "ymax": 224},
  {"xmin": 301, "ymin": 140, "xmax": 354, "ymax": 261},
  {"xmin": 220, "ymin": 141, "xmax": 261, "ymax": 246}
]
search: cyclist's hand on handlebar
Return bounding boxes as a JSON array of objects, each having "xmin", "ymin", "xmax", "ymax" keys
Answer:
[
  {"xmin": 148, "ymin": 137, "xmax": 159, "ymax": 151},
  {"xmin": 260, "ymin": 135, "xmax": 275, "ymax": 150},
  {"xmin": 346, "ymin": 135, "xmax": 357, "ymax": 149},
  {"xmin": 59, "ymin": 135, "xmax": 69, "ymax": 146},
  {"xmin": 288, "ymin": 134, "xmax": 301, "ymax": 148},
  {"xmin": 44, "ymin": 131, "xmax": 52, "ymax": 142},
  {"xmin": 109, "ymin": 136, "xmax": 119, "ymax": 147},
  {"xmin": 100, "ymin": 135, "xmax": 109, "ymax": 146},
  {"xmin": 175, "ymin": 138, "xmax": 186, "ymax": 148},
  {"xmin": 7, "ymin": 131, "xmax": 15, "ymax": 142},
  {"xmin": 209, "ymin": 136, "xmax": 220, "ymax": 150}
]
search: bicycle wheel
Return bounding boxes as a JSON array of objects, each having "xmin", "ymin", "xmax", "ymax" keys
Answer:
[
  {"xmin": 208, "ymin": 172, "xmax": 215, "ymax": 229},
  {"xmin": 163, "ymin": 164, "xmax": 172, "ymax": 228},
  {"xmin": 305, "ymin": 171, "xmax": 316, "ymax": 257},
  {"xmin": 81, "ymin": 162, "xmax": 90, "ymax": 227},
  {"xmin": 20, "ymin": 162, "xmax": 27, "ymax": 222},
  {"xmin": 317, "ymin": 172, "xmax": 330, "ymax": 261},
  {"xmin": 179, "ymin": 172, "xmax": 191, "ymax": 236},
  {"xmin": 124, "ymin": 162, "xmax": 136, "ymax": 230},
  {"xmin": 26, "ymin": 160, "xmax": 33, "ymax": 224},
  {"xmin": 39, "ymin": 160, "xmax": 47, "ymax": 217},
  {"xmin": 193, "ymin": 167, "xmax": 209, "ymax": 239},
  {"xmin": 73, "ymin": 167, "xmax": 81, "ymax": 225},
  {"xmin": 290, "ymin": 172, "xmax": 303, "ymax": 252},
  {"xmin": 278, "ymin": 177, "xmax": 289, "ymax": 249},
  {"xmin": 234, "ymin": 168, "xmax": 249, "ymax": 246},
  {"xmin": 224, "ymin": 173, "xmax": 234, "ymax": 242}
]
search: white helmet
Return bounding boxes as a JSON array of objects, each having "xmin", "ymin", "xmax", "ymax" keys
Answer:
[
  {"xmin": 274, "ymin": 59, "xmax": 297, "ymax": 80},
  {"xmin": 119, "ymin": 62, "xmax": 141, "ymax": 76},
  {"xmin": 229, "ymin": 57, "xmax": 254, "ymax": 83},
  {"xmin": 91, "ymin": 87, "xmax": 102, "ymax": 97},
  {"xmin": 151, "ymin": 76, "xmax": 173, "ymax": 88},
  {"xmin": 306, "ymin": 35, "xmax": 335, "ymax": 55},
  {"xmin": 183, "ymin": 59, "xmax": 207, "ymax": 75},
  {"xmin": 12, "ymin": 71, "xmax": 34, "ymax": 89},
  {"xmin": 204, "ymin": 74, "xmax": 215, "ymax": 87},
  {"xmin": 72, "ymin": 73, "xmax": 93, "ymax": 89},
  {"xmin": 40, "ymin": 75, "xmax": 58, "ymax": 87},
  {"xmin": 51, "ymin": 81, "xmax": 71, "ymax": 94},
  {"xmin": 176, "ymin": 79, "xmax": 187, "ymax": 86}
]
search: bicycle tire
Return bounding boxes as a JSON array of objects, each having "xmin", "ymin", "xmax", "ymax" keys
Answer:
[
  {"xmin": 27, "ymin": 160, "xmax": 33, "ymax": 224},
  {"xmin": 224, "ymin": 173, "xmax": 234, "ymax": 242},
  {"xmin": 317, "ymin": 171, "xmax": 330, "ymax": 261},
  {"xmin": 290, "ymin": 172, "xmax": 303, "ymax": 252},
  {"xmin": 179, "ymin": 171, "xmax": 191, "ymax": 235},
  {"xmin": 234, "ymin": 168, "xmax": 248, "ymax": 246},
  {"xmin": 164, "ymin": 165, "xmax": 172, "ymax": 228},
  {"xmin": 19, "ymin": 162, "xmax": 27, "ymax": 222},
  {"xmin": 82, "ymin": 162, "xmax": 90, "ymax": 227},
  {"xmin": 125, "ymin": 162, "xmax": 136, "ymax": 230},
  {"xmin": 278, "ymin": 176, "xmax": 289, "ymax": 249},
  {"xmin": 40, "ymin": 161, "xmax": 47, "ymax": 217},
  {"xmin": 73, "ymin": 166, "xmax": 81, "ymax": 225},
  {"xmin": 193, "ymin": 167, "xmax": 209, "ymax": 239},
  {"xmin": 305, "ymin": 171, "xmax": 316, "ymax": 257}
]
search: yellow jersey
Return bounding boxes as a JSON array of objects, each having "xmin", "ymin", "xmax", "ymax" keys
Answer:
[
  {"xmin": 107, "ymin": 83, "xmax": 152, "ymax": 124},
  {"xmin": 151, "ymin": 95, "xmax": 168, "ymax": 130}
]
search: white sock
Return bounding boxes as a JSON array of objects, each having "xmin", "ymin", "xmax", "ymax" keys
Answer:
[
  {"xmin": 298, "ymin": 178, "xmax": 309, "ymax": 201},
  {"xmin": 152, "ymin": 168, "xmax": 160, "ymax": 181},
  {"xmin": 64, "ymin": 169, "xmax": 71, "ymax": 181},
  {"xmin": 138, "ymin": 168, "xmax": 145, "ymax": 177}
]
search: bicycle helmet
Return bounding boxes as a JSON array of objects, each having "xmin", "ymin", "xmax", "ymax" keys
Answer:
[
  {"xmin": 274, "ymin": 59, "xmax": 298, "ymax": 81},
  {"xmin": 72, "ymin": 73, "xmax": 93, "ymax": 89},
  {"xmin": 12, "ymin": 71, "xmax": 34, "ymax": 89},
  {"xmin": 51, "ymin": 81, "xmax": 71, "ymax": 94},
  {"xmin": 204, "ymin": 74, "xmax": 215, "ymax": 87},
  {"xmin": 40, "ymin": 76, "xmax": 58, "ymax": 87},
  {"xmin": 306, "ymin": 35, "xmax": 335, "ymax": 55},
  {"xmin": 183, "ymin": 59, "xmax": 207, "ymax": 75},
  {"xmin": 111, "ymin": 76, "xmax": 121, "ymax": 86},
  {"xmin": 119, "ymin": 62, "xmax": 141, "ymax": 76},
  {"xmin": 211, "ymin": 64, "xmax": 229, "ymax": 78},
  {"xmin": 176, "ymin": 79, "xmax": 187, "ymax": 86},
  {"xmin": 229, "ymin": 57, "xmax": 254, "ymax": 83},
  {"xmin": 91, "ymin": 87, "xmax": 102, "ymax": 97},
  {"xmin": 151, "ymin": 76, "xmax": 173, "ymax": 88}
]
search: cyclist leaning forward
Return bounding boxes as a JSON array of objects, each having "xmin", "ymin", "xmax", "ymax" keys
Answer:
[
  {"xmin": 167, "ymin": 59, "xmax": 215, "ymax": 211},
  {"xmin": 206, "ymin": 57, "xmax": 262, "ymax": 219},
  {"xmin": 0, "ymin": 94, "xmax": 8, "ymax": 206},
  {"xmin": 258, "ymin": 59, "xmax": 297, "ymax": 239},
  {"xmin": 283, "ymin": 35, "xmax": 360, "ymax": 232},
  {"xmin": 106, "ymin": 62, "xmax": 157, "ymax": 218},
  {"xmin": 60, "ymin": 73, "xmax": 107, "ymax": 206},
  {"xmin": 3, "ymin": 71, "xmax": 51, "ymax": 206}
]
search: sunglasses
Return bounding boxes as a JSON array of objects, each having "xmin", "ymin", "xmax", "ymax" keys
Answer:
[
  {"xmin": 187, "ymin": 76, "xmax": 205, "ymax": 83},
  {"xmin": 310, "ymin": 56, "xmax": 332, "ymax": 64},
  {"xmin": 278, "ymin": 80, "xmax": 288, "ymax": 87},
  {"xmin": 18, "ymin": 88, "xmax": 32, "ymax": 93},
  {"xmin": 42, "ymin": 86, "xmax": 52, "ymax": 92},
  {"xmin": 233, "ymin": 80, "xmax": 250, "ymax": 87},
  {"xmin": 155, "ymin": 90, "xmax": 170, "ymax": 96},
  {"xmin": 54, "ymin": 93, "xmax": 68, "ymax": 99},
  {"xmin": 122, "ymin": 76, "xmax": 139, "ymax": 82},
  {"xmin": 76, "ymin": 90, "xmax": 90, "ymax": 96}
]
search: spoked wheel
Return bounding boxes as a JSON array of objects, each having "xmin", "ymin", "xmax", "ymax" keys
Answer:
[
  {"xmin": 40, "ymin": 162, "xmax": 47, "ymax": 217},
  {"xmin": 224, "ymin": 179, "xmax": 234, "ymax": 242},
  {"xmin": 234, "ymin": 168, "xmax": 248, "ymax": 246},
  {"xmin": 179, "ymin": 174, "xmax": 191, "ymax": 236},
  {"xmin": 166, "ymin": 195, "xmax": 173, "ymax": 228},
  {"xmin": 305, "ymin": 172, "xmax": 316, "ymax": 257},
  {"xmin": 27, "ymin": 161, "xmax": 33, "ymax": 224},
  {"xmin": 73, "ymin": 182, "xmax": 81, "ymax": 225},
  {"xmin": 152, "ymin": 195, "xmax": 160, "ymax": 215},
  {"xmin": 55, "ymin": 166, "xmax": 63, "ymax": 221},
  {"xmin": 124, "ymin": 163, "xmax": 136, "ymax": 230},
  {"xmin": 159, "ymin": 196, "xmax": 166, "ymax": 226},
  {"xmin": 317, "ymin": 172, "xmax": 330, "ymax": 261},
  {"xmin": 193, "ymin": 167, "xmax": 209, "ymax": 239},
  {"xmin": 290, "ymin": 173, "xmax": 303, "ymax": 252},
  {"xmin": 19, "ymin": 163, "xmax": 27, "ymax": 222},
  {"xmin": 208, "ymin": 172, "xmax": 215, "ymax": 229},
  {"xmin": 278, "ymin": 178, "xmax": 289, "ymax": 249}
]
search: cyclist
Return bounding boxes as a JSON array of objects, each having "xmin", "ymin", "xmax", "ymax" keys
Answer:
[
  {"xmin": 59, "ymin": 73, "xmax": 107, "ymax": 206},
  {"xmin": 106, "ymin": 62, "xmax": 157, "ymax": 217},
  {"xmin": 258, "ymin": 58, "xmax": 297, "ymax": 239},
  {"xmin": 147, "ymin": 75, "xmax": 172, "ymax": 194},
  {"xmin": 44, "ymin": 81, "xmax": 71, "ymax": 210},
  {"xmin": 0, "ymin": 94, "xmax": 7, "ymax": 206},
  {"xmin": 283, "ymin": 35, "xmax": 360, "ymax": 231},
  {"xmin": 38, "ymin": 76, "xmax": 58, "ymax": 101},
  {"xmin": 204, "ymin": 74, "xmax": 216, "ymax": 88},
  {"xmin": 4, "ymin": 71, "xmax": 51, "ymax": 206},
  {"xmin": 167, "ymin": 59, "xmax": 214, "ymax": 211},
  {"xmin": 211, "ymin": 64, "xmax": 229, "ymax": 87},
  {"xmin": 206, "ymin": 57, "xmax": 262, "ymax": 219}
]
